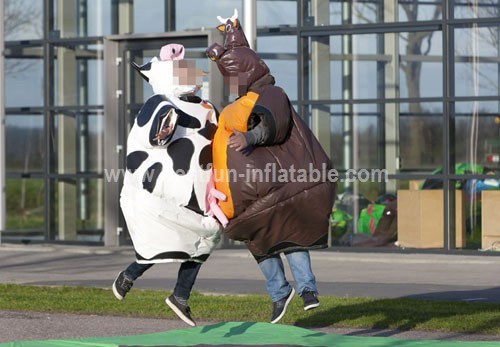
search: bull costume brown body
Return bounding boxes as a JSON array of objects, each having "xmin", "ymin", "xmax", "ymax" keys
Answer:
[
  {"xmin": 207, "ymin": 10, "xmax": 336, "ymax": 324},
  {"xmin": 207, "ymin": 12, "xmax": 336, "ymax": 262}
]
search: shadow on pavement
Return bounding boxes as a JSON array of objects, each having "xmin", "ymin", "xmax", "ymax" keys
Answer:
[{"xmin": 294, "ymin": 288, "xmax": 500, "ymax": 340}]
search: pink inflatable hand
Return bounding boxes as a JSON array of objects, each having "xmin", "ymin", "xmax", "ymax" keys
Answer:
[
  {"xmin": 208, "ymin": 189, "xmax": 229, "ymax": 227},
  {"xmin": 206, "ymin": 176, "xmax": 229, "ymax": 227},
  {"xmin": 160, "ymin": 44, "xmax": 185, "ymax": 61}
]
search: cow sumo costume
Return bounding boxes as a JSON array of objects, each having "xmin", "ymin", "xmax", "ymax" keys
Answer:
[
  {"xmin": 207, "ymin": 12, "xmax": 337, "ymax": 263},
  {"xmin": 120, "ymin": 44, "xmax": 222, "ymax": 264}
]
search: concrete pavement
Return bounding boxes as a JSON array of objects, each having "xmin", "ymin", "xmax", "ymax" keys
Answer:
[{"xmin": 1, "ymin": 244, "xmax": 500, "ymax": 343}]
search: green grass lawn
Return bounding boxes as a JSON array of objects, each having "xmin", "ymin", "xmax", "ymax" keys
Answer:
[{"xmin": 1, "ymin": 283, "xmax": 500, "ymax": 335}]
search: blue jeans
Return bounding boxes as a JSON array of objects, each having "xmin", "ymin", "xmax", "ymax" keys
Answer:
[
  {"xmin": 258, "ymin": 251, "xmax": 317, "ymax": 302},
  {"xmin": 124, "ymin": 261, "xmax": 202, "ymax": 301}
]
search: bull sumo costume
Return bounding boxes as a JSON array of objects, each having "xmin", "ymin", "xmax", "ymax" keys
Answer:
[
  {"xmin": 206, "ymin": 10, "xmax": 336, "ymax": 323},
  {"xmin": 113, "ymin": 44, "xmax": 226, "ymax": 327}
]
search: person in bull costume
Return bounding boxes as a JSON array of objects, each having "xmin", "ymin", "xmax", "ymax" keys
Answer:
[
  {"xmin": 206, "ymin": 10, "xmax": 336, "ymax": 324},
  {"xmin": 112, "ymin": 44, "xmax": 227, "ymax": 327}
]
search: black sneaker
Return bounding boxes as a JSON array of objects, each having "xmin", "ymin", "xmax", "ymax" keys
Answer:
[
  {"xmin": 166, "ymin": 294, "xmax": 196, "ymax": 327},
  {"xmin": 112, "ymin": 271, "xmax": 133, "ymax": 300},
  {"xmin": 301, "ymin": 290, "xmax": 320, "ymax": 311},
  {"xmin": 270, "ymin": 288, "xmax": 295, "ymax": 324}
]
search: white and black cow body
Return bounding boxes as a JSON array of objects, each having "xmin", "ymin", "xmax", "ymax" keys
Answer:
[{"xmin": 120, "ymin": 93, "xmax": 221, "ymax": 264}]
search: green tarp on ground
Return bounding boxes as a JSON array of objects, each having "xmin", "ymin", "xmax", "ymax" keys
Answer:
[{"xmin": 2, "ymin": 322, "xmax": 500, "ymax": 347}]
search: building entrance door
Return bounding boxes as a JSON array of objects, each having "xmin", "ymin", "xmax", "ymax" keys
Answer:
[{"xmin": 103, "ymin": 31, "xmax": 222, "ymax": 246}]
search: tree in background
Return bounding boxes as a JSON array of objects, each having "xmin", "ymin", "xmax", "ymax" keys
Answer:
[{"xmin": 4, "ymin": 0, "xmax": 42, "ymax": 76}]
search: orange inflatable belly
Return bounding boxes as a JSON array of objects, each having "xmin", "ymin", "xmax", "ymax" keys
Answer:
[{"xmin": 212, "ymin": 92, "xmax": 259, "ymax": 219}]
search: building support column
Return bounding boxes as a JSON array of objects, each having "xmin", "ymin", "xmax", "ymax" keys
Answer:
[
  {"xmin": 243, "ymin": 0, "xmax": 257, "ymax": 50},
  {"xmin": 342, "ymin": 2, "xmax": 353, "ymax": 176},
  {"xmin": 57, "ymin": 0, "xmax": 77, "ymax": 240},
  {"xmin": 311, "ymin": 0, "xmax": 331, "ymax": 158},
  {"xmin": 103, "ymin": 38, "xmax": 120, "ymax": 247},
  {"xmin": 0, "ymin": 1, "xmax": 6, "ymax": 241},
  {"xmin": 384, "ymin": 0, "xmax": 399, "ymax": 193}
]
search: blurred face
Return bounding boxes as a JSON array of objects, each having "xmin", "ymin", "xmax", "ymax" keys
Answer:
[
  {"xmin": 172, "ymin": 60, "xmax": 204, "ymax": 87},
  {"xmin": 225, "ymin": 74, "xmax": 249, "ymax": 96}
]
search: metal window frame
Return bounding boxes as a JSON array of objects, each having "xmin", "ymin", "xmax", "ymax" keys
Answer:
[
  {"xmin": 295, "ymin": 0, "xmax": 500, "ymax": 252},
  {"xmin": 2, "ymin": 0, "xmax": 500, "ymax": 250}
]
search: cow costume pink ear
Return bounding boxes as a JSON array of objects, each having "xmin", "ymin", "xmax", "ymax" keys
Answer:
[{"xmin": 160, "ymin": 44, "xmax": 185, "ymax": 61}]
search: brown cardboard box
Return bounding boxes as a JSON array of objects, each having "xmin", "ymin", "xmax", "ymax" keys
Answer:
[
  {"xmin": 481, "ymin": 190, "xmax": 500, "ymax": 250},
  {"xmin": 397, "ymin": 190, "xmax": 465, "ymax": 248}
]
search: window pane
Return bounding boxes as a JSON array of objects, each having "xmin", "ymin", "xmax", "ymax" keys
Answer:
[
  {"xmin": 257, "ymin": 0, "xmax": 296, "ymax": 27},
  {"xmin": 4, "ymin": 0, "xmax": 43, "ymax": 41},
  {"xmin": 88, "ymin": 0, "xmax": 112, "ymax": 36},
  {"xmin": 398, "ymin": 1, "xmax": 442, "ymax": 22},
  {"xmin": 52, "ymin": 178, "xmax": 103, "ymax": 243},
  {"xmin": 339, "ymin": 104, "xmax": 381, "ymax": 170},
  {"xmin": 87, "ymin": 112, "xmax": 105, "ymax": 173},
  {"xmin": 53, "ymin": 0, "xmax": 111, "ymax": 38},
  {"xmin": 399, "ymin": 103, "xmax": 444, "ymax": 170},
  {"xmin": 5, "ymin": 115, "xmax": 45, "ymax": 173},
  {"xmin": 54, "ymin": 44, "xmax": 104, "ymax": 107},
  {"xmin": 134, "ymin": 0, "xmax": 165, "ymax": 33},
  {"xmin": 258, "ymin": 36, "xmax": 297, "ymax": 100},
  {"xmin": 312, "ymin": 34, "xmax": 384, "ymax": 101},
  {"xmin": 455, "ymin": 26, "xmax": 500, "ymax": 97},
  {"xmin": 175, "ymin": 0, "xmax": 242, "ymax": 31},
  {"xmin": 307, "ymin": 1, "xmax": 442, "ymax": 25},
  {"xmin": 399, "ymin": 31, "xmax": 443, "ymax": 98},
  {"xmin": 310, "ymin": 1, "xmax": 384, "ymax": 25},
  {"xmin": 5, "ymin": 57, "xmax": 44, "ymax": 107},
  {"xmin": 51, "ymin": 111, "xmax": 104, "ymax": 174},
  {"xmin": 309, "ymin": 31, "xmax": 442, "ymax": 101},
  {"xmin": 6, "ymin": 178, "xmax": 45, "ymax": 230},
  {"xmin": 76, "ymin": 178, "xmax": 105, "ymax": 242},
  {"xmin": 306, "ymin": 104, "xmax": 383, "ymax": 170},
  {"xmin": 455, "ymin": 101, "xmax": 500, "ymax": 170},
  {"xmin": 454, "ymin": 1, "xmax": 500, "ymax": 19}
]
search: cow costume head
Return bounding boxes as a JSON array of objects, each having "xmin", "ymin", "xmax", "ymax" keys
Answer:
[
  {"xmin": 131, "ymin": 44, "xmax": 210, "ymax": 145},
  {"xmin": 206, "ymin": 9, "xmax": 271, "ymax": 96},
  {"xmin": 132, "ymin": 43, "xmax": 204, "ymax": 98}
]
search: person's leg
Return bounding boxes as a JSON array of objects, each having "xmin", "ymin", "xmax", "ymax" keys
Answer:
[
  {"xmin": 173, "ymin": 260, "xmax": 203, "ymax": 301},
  {"xmin": 285, "ymin": 250, "xmax": 319, "ymax": 310},
  {"xmin": 113, "ymin": 262, "xmax": 153, "ymax": 300},
  {"xmin": 166, "ymin": 260, "xmax": 203, "ymax": 327},
  {"xmin": 258, "ymin": 254, "xmax": 292, "ymax": 302},
  {"xmin": 258, "ymin": 254, "xmax": 295, "ymax": 324},
  {"xmin": 284, "ymin": 250, "xmax": 317, "ymax": 295},
  {"xmin": 124, "ymin": 261, "xmax": 154, "ymax": 281}
]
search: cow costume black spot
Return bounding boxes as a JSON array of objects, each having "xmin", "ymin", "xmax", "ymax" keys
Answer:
[{"xmin": 120, "ymin": 45, "xmax": 222, "ymax": 264}]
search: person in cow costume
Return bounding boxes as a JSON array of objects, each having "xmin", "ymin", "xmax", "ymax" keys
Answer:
[
  {"xmin": 112, "ymin": 44, "xmax": 227, "ymax": 327},
  {"xmin": 206, "ymin": 10, "xmax": 336, "ymax": 324}
]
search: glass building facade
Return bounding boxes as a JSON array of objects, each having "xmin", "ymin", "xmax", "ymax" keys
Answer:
[{"xmin": 2, "ymin": 0, "xmax": 500, "ymax": 249}]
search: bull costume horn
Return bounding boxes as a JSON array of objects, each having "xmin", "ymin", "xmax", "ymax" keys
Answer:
[{"xmin": 217, "ymin": 8, "xmax": 238, "ymax": 24}]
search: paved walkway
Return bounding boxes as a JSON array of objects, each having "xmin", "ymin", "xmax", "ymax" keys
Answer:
[{"xmin": 1, "ymin": 244, "xmax": 500, "ymax": 343}]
